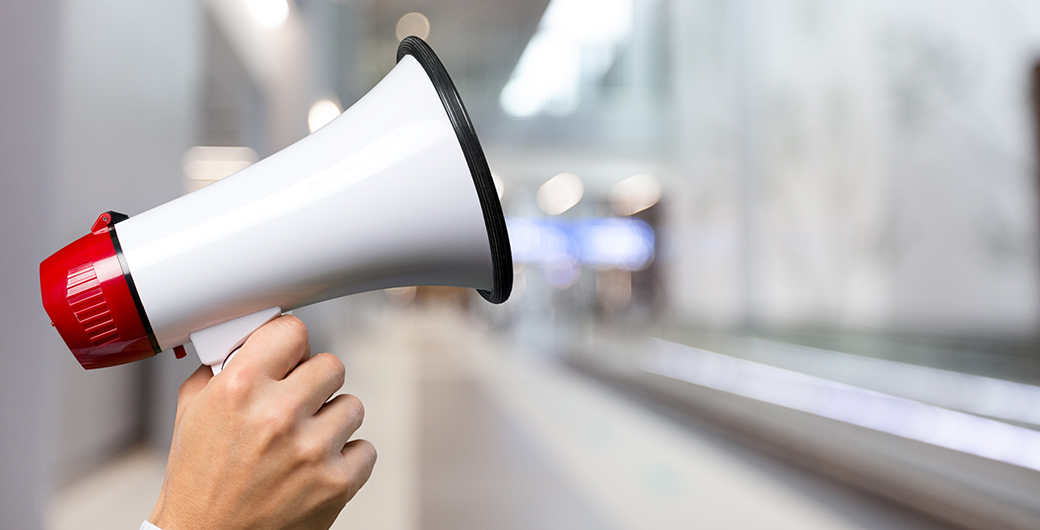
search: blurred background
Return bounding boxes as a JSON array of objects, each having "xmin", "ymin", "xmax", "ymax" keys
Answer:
[{"xmin": 4, "ymin": 0, "xmax": 1040, "ymax": 529}]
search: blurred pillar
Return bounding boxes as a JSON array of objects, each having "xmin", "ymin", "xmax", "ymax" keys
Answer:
[
  {"xmin": 0, "ymin": 1, "xmax": 62, "ymax": 528},
  {"xmin": 665, "ymin": 0, "xmax": 750, "ymax": 327},
  {"xmin": 735, "ymin": 0, "xmax": 764, "ymax": 329},
  {"xmin": 1032, "ymin": 61, "xmax": 1040, "ymax": 331}
]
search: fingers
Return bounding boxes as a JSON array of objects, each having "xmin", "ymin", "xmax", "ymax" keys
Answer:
[
  {"xmin": 310, "ymin": 393, "xmax": 365, "ymax": 450},
  {"xmin": 177, "ymin": 364, "xmax": 213, "ymax": 420},
  {"xmin": 338, "ymin": 439, "xmax": 377, "ymax": 502},
  {"xmin": 284, "ymin": 353, "xmax": 346, "ymax": 415},
  {"xmin": 230, "ymin": 316, "xmax": 311, "ymax": 381}
]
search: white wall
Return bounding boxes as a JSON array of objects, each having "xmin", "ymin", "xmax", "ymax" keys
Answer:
[
  {"xmin": 52, "ymin": 0, "xmax": 202, "ymax": 485},
  {"xmin": 666, "ymin": 0, "xmax": 1040, "ymax": 336},
  {"xmin": 0, "ymin": 2, "xmax": 63, "ymax": 528}
]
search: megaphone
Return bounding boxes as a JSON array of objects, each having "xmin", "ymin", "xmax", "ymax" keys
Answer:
[{"xmin": 40, "ymin": 37, "xmax": 511, "ymax": 374}]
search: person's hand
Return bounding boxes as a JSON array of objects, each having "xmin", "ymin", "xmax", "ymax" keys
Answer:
[{"xmin": 149, "ymin": 316, "xmax": 376, "ymax": 530}]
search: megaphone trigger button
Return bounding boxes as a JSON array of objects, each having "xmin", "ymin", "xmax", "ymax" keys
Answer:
[{"xmin": 174, "ymin": 345, "xmax": 187, "ymax": 359}]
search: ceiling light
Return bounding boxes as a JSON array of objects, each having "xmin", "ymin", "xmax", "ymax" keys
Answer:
[
  {"xmin": 308, "ymin": 99, "xmax": 342, "ymax": 133},
  {"xmin": 182, "ymin": 146, "xmax": 259, "ymax": 192},
  {"xmin": 500, "ymin": 0, "xmax": 634, "ymax": 117},
  {"xmin": 537, "ymin": 173, "xmax": 584, "ymax": 215},
  {"xmin": 246, "ymin": 0, "xmax": 289, "ymax": 29},
  {"xmin": 609, "ymin": 173, "xmax": 662, "ymax": 216},
  {"xmin": 396, "ymin": 12, "xmax": 431, "ymax": 41},
  {"xmin": 491, "ymin": 171, "xmax": 505, "ymax": 199}
]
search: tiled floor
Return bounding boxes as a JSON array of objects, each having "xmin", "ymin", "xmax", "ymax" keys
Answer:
[{"xmin": 48, "ymin": 308, "xmax": 956, "ymax": 530}]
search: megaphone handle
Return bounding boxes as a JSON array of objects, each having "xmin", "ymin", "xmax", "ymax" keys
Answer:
[
  {"xmin": 188, "ymin": 306, "xmax": 283, "ymax": 375},
  {"xmin": 215, "ymin": 311, "xmax": 296, "ymax": 374}
]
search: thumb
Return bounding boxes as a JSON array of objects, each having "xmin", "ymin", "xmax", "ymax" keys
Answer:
[{"xmin": 176, "ymin": 364, "xmax": 213, "ymax": 420}]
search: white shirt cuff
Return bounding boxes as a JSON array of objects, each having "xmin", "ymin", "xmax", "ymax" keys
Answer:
[{"xmin": 140, "ymin": 521, "xmax": 162, "ymax": 530}]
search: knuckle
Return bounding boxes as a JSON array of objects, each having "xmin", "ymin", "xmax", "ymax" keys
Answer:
[
  {"xmin": 325, "ymin": 469, "xmax": 352, "ymax": 495},
  {"xmin": 315, "ymin": 353, "xmax": 346, "ymax": 383},
  {"xmin": 256, "ymin": 403, "xmax": 294, "ymax": 437},
  {"xmin": 343, "ymin": 394, "xmax": 365, "ymax": 423},
  {"xmin": 357, "ymin": 439, "xmax": 377, "ymax": 463},
  {"xmin": 331, "ymin": 440, "xmax": 376, "ymax": 500},
  {"xmin": 214, "ymin": 368, "xmax": 254, "ymax": 403},
  {"xmin": 295, "ymin": 436, "xmax": 327, "ymax": 464},
  {"xmin": 275, "ymin": 315, "xmax": 308, "ymax": 343}
]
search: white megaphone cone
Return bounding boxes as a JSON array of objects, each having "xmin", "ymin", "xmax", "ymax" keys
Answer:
[{"xmin": 41, "ymin": 37, "xmax": 511, "ymax": 373}]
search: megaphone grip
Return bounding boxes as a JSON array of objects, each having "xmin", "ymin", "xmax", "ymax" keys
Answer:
[{"xmin": 189, "ymin": 306, "xmax": 283, "ymax": 374}]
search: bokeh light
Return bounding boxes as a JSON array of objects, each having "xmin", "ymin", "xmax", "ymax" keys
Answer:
[
  {"xmin": 246, "ymin": 0, "xmax": 289, "ymax": 29},
  {"xmin": 396, "ymin": 12, "xmax": 431, "ymax": 41},
  {"xmin": 181, "ymin": 146, "xmax": 259, "ymax": 192},
  {"xmin": 308, "ymin": 99, "xmax": 342, "ymax": 133},
  {"xmin": 536, "ymin": 173, "xmax": 584, "ymax": 215},
  {"xmin": 491, "ymin": 171, "xmax": 505, "ymax": 199},
  {"xmin": 609, "ymin": 173, "xmax": 662, "ymax": 216}
]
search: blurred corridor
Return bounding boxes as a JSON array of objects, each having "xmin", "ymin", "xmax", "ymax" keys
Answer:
[
  {"xmin": 6, "ymin": 0, "xmax": 1040, "ymax": 529},
  {"xmin": 47, "ymin": 306, "xmax": 957, "ymax": 530}
]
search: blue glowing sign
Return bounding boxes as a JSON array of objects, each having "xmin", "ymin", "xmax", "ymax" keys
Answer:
[{"xmin": 507, "ymin": 217, "xmax": 655, "ymax": 271}]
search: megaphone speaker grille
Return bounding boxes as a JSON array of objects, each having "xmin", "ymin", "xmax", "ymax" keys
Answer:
[{"xmin": 398, "ymin": 37, "xmax": 512, "ymax": 304}]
